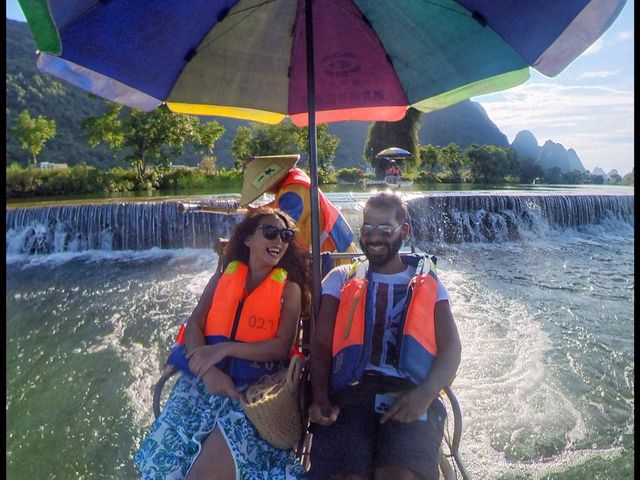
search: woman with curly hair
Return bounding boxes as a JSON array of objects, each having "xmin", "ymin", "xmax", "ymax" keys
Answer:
[{"xmin": 135, "ymin": 207, "xmax": 310, "ymax": 479}]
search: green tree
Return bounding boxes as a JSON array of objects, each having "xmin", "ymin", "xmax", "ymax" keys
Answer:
[
  {"xmin": 607, "ymin": 172, "xmax": 622, "ymax": 184},
  {"xmin": 562, "ymin": 169, "xmax": 588, "ymax": 184},
  {"xmin": 419, "ymin": 144, "xmax": 440, "ymax": 173},
  {"xmin": 230, "ymin": 121, "xmax": 340, "ymax": 178},
  {"xmin": 544, "ymin": 167, "xmax": 564, "ymax": 184},
  {"xmin": 518, "ymin": 155, "xmax": 544, "ymax": 184},
  {"xmin": 505, "ymin": 148, "xmax": 520, "ymax": 177},
  {"xmin": 230, "ymin": 121, "xmax": 300, "ymax": 169},
  {"xmin": 438, "ymin": 143, "xmax": 466, "ymax": 182},
  {"xmin": 10, "ymin": 109, "xmax": 57, "ymax": 167},
  {"xmin": 231, "ymin": 126, "xmax": 254, "ymax": 169},
  {"xmin": 364, "ymin": 108, "xmax": 421, "ymax": 177},
  {"xmin": 295, "ymin": 124, "xmax": 340, "ymax": 178},
  {"xmin": 466, "ymin": 145, "xmax": 512, "ymax": 184},
  {"xmin": 465, "ymin": 144, "xmax": 491, "ymax": 183},
  {"xmin": 82, "ymin": 104, "xmax": 224, "ymax": 180}
]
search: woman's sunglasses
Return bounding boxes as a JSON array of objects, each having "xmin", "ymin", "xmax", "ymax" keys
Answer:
[
  {"xmin": 259, "ymin": 224, "xmax": 295, "ymax": 243},
  {"xmin": 360, "ymin": 223, "xmax": 402, "ymax": 237}
]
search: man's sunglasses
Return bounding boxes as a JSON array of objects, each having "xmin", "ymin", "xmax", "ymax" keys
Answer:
[
  {"xmin": 260, "ymin": 224, "xmax": 295, "ymax": 243},
  {"xmin": 360, "ymin": 223, "xmax": 403, "ymax": 237}
]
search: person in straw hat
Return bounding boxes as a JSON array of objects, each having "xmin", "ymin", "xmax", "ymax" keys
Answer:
[{"xmin": 240, "ymin": 154, "xmax": 356, "ymax": 255}]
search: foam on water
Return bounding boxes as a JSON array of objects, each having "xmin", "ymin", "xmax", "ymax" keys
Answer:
[
  {"xmin": 6, "ymin": 246, "xmax": 218, "ymax": 269},
  {"xmin": 438, "ymin": 263, "xmax": 630, "ymax": 478}
]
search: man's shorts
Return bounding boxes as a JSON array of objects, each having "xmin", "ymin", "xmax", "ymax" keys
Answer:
[{"xmin": 308, "ymin": 374, "xmax": 446, "ymax": 480}]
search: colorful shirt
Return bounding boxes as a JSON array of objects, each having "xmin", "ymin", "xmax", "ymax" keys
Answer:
[{"xmin": 322, "ymin": 264, "xmax": 449, "ymax": 379}]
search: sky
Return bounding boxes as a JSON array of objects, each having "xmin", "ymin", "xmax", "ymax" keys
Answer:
[
  {"xmin": 6, "ymin": 1, "xmax": 635, "ymax": 175},
  {"xmin": 474, "ymin": 1, "xmax": 634, "ymax": 175}
]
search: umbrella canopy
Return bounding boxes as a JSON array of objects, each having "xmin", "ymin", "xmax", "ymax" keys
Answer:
[
  {"xmin": 376, "ymin": 147, "xmax": 412, "ymax": 161},
  {"xmin": 20, "ymin": 0, "xmax": 625, "ymax": 126}
]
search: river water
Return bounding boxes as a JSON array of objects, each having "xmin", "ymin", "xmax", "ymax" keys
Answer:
[{"xmin": 5, "ymin": 188, "xmax": 634, "ymax": 479}]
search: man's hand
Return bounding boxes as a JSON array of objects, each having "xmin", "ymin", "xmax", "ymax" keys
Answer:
[
  {"xmin": 380, "ymin": 387, "xmax": 433, "ymax": 424},
  {"xmin": 187, "ymin": 343, "xmax": 230, "ymax": 379},
  {"xmin": 201, "ymin": 367, "xmax": 240, "ymax": 400},
  {"xmin": 308, "ymin": 400, "xmax": 340, "ymax": 426}
]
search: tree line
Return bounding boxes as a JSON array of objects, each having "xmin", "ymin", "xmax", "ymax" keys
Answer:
[{"xmin": 7, "ymin": 104, "xmax": 632, "ymax": 199}]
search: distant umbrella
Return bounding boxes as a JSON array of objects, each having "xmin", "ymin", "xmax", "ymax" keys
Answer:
[{"xmin": 376, "ymin": 147, "xmax": 413, "ymax": 161}]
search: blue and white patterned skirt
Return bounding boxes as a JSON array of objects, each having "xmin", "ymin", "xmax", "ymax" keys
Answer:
[{"xmin": 134, "ymin": 374, "xmax": 305, "ymax": 479}]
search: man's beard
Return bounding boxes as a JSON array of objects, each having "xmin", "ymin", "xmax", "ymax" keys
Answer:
[{"xmin": 359, "ymin": 235, "xmax": 403, "ymax": 268}]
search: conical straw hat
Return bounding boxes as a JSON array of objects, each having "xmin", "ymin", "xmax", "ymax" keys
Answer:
[{"xmin": 240, "ymin": 154, "xmax": 300, "ymax": 206}]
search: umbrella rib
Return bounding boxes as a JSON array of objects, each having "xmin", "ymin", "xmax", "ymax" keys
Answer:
[
  {"xmin": 418, "ymin": 0, "xmax": 470, "ymax": 18},
  {"xmin": 57, "ymin": 2, "xmax": 105, "ymax": 35},
  {"xmin": 196, "ymin": 0, "xmax": 278, "ymax": 53},
  {"xmin": 228, "ymin": 0, "xmax": 278, "ymax": 17}
]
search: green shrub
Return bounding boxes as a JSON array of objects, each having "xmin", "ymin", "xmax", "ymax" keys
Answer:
[
  {"xmin": 156, "ymin": 167, "xmax": 243, "ymax": 190},
  {"xmin": 6, "ymin": 164, "xmax": 43, "ymax": 198},
  {"xmin": 319, "ymin": 170, "xmax": 337, "ymax": 184},
  {"xmin": 38, "ymin": 168, "xmax": 72, "ymax": 195},
  {"xmin": 103, "ymin": 167, "xmax": 138, "ymax": 192},
  {"xmin": 6, "ymin": 165, "xmax": 245, "ymax": 198},
  {"xmin": 336, "ymin": 167, "xmax": 365, "ymax": 184}
]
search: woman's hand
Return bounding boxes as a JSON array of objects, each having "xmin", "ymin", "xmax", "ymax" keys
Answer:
[
  {"xmin": 187, "ymin": 343, "xmax": 231, "ymax": 379},
  {"xmin": 201, "ymin": 367, "xmax": 240, "ymax": 400}
]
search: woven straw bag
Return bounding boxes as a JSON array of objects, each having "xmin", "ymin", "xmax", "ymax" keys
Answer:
[{"xmin": 241, "ymin": 354, "xmax": 303, "ymax": 450}]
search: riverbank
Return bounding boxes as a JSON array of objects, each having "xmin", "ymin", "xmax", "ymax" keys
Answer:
[{"xmin": 6, "ymin": 184, "xmax": 634, "ymax": 209}]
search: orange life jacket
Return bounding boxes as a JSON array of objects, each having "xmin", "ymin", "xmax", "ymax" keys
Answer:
[
  {"xmin": 167, "ymin": 261, "xmax": 289, "ymax": 383},
  {"xmin": 330, "ymin": 254, "xmax": 439, "ymax": 391},
  {"xmin": 276, "ymin": 168, "xmax": 354, "ymax": 252}
]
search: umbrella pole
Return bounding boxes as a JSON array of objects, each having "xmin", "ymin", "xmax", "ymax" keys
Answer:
[{"xmin": 305, "ymin": 0, "xmax": 322, "ymax": 330}]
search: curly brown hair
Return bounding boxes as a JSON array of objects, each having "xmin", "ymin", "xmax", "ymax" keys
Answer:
[{"xmin": 222, "ymin": 207, "xmax": 312, "ymax": 316}]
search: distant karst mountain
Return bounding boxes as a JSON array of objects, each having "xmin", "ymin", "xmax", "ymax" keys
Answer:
[
  {"xmin": 6, "ymin": 18, "xmax": 583, "ymax": 174},
  {"xmin": 511, "ymin": 130, "xmax": 586, "ymax": 172}
]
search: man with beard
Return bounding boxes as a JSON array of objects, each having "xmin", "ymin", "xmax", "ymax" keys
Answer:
[{"xmin": 307, "ymin": 192, "xmax": 461, "ymax": 480}]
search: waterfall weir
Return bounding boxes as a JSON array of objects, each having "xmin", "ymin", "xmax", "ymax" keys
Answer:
[
  {"xmin": 6, "ymin": 194, "xmax": 634, "ymax": 255},
  {"xmin": 407, "ymin": 194, "xmax": 634, "ymax": 244}
]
